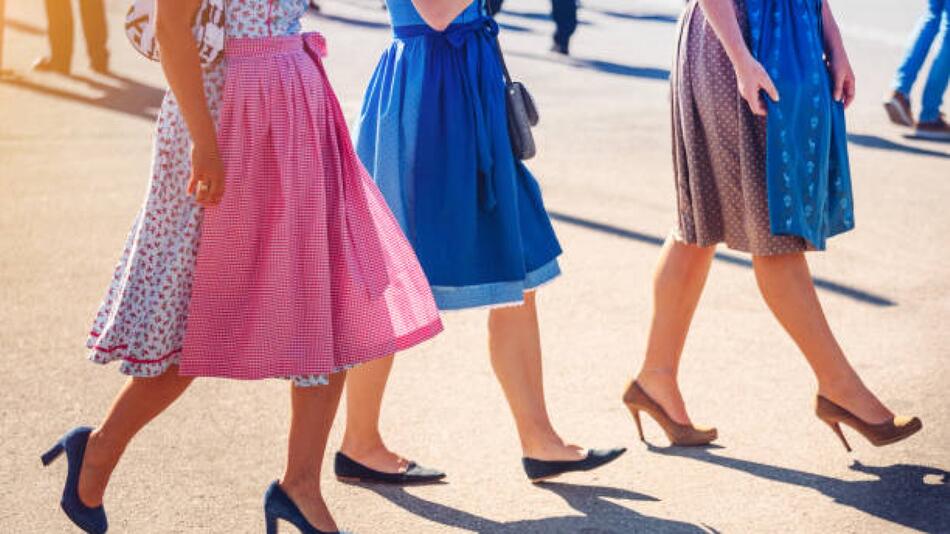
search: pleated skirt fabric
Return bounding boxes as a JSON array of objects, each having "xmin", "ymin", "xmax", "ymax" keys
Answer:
[
  {"xmin": 671, "ymin": 0, "xmax": 810, "ymax": 255},
  {"xmin": 176, "ymin": 33, "xmax": 442, "ymax": 380}
]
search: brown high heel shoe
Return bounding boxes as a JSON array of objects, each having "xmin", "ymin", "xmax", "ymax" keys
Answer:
[
  {"xmin": 622, "ymin": 381, "xmax": 717, "ymax": 446},
  {"xmin": 815, "ymin": 395, "xmax": 922, "ymax": 452}
]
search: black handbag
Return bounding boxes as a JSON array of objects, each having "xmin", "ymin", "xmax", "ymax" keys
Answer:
[{"xmin": 490, "ymin": 34, "xmax": 540, "ymax": 160}]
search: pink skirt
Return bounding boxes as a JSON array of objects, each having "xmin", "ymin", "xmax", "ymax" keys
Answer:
[{"xmin": 179, "ymin": 33, "xmax": 442, "ymax": 380}]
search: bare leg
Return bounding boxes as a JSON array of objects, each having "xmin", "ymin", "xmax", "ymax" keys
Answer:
[
  {"xmin": 280, "ymin": 371, "xmax": 346, "ymax": 532},
  {"xmin": 635, "ymin": 239, "xmax": 716, "ymax": 424},
  {"xmin": 488, "ymin": 291, "xmax": 585, "ymax": 461},
  {"xmin": 78, "ymin": 366, "xmax": 195, "ymax": 507},
  {"xmin": 752, "ymin": 253, "xmax": 892, "ymax": 422},
  {"xmin": 339, "ymin": 355, "xmax": 408, "ymax": 473}
]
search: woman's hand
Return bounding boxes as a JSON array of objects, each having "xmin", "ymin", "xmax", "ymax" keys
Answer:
[
  {"xmin": 828, "ymin": 50, "xmax": 856, "ymax": 108},
  {"xmin": 156, "ymin": 0, "xmax": 223, "ymax": 205},
  {"xmin": 734, "ymin": 53, "xmax": 779, "ymax": 116},
  {"xmin": 188, "ymin": 140, "xmax": 225, "ymax": 206}
]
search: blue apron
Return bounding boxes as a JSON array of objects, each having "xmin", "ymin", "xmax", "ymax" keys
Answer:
[{"xmin": 746, "ymin": 0, "xmax": 855, "ymax": 249}]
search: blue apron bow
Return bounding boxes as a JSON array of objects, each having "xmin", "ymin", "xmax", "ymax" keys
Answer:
[{"xmin": 395, "ymin": 17, "xmax": 500, "ymax": 212}]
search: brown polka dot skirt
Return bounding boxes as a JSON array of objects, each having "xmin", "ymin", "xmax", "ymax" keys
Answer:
[{"xmin": 670, "ymin": 0, "xmax": 808, "ymax": 256}]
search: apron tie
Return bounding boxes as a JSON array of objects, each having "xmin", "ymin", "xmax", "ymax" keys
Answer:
[
  {"xmin": 303, "ymin": 32, "xmax": 390, "ymax": 298},
  {"xmin": 395, "ymin": 17, "xmax": 499, "ymax": 212}
]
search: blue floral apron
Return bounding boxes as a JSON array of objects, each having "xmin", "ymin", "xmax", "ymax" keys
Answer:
[{"xmin": 746, "ymin": 0, "xmax": 855, "ymax": 249}]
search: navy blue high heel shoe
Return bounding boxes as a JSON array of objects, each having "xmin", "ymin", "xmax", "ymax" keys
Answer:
[
  {"xmin": 264, "ymin": 481, "xmax": 342, "ymax": 534},
  {"xmin": 41, "ymin": 426, "xmax": 108, "ymax": 534}
]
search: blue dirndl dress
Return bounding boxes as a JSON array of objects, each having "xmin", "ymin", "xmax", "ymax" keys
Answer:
[
  {"xmin": 355, "ymin": 0, "xmax": 562, "ymax": 310},
  {"xmin": 746, "ymin": 0, "xmax": 855, "ymax": 249}
]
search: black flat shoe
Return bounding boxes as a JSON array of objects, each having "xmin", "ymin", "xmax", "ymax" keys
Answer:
[
  {"xmin": 334, "ymin": 452, "xmax": 446, "ymax": 485},
  {"xmin": 522, "ymin": 447, "xmax": 627, "ymax": 483}
]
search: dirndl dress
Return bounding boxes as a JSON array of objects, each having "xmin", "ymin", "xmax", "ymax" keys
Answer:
[
  {"xmin": 355, "ymin": 0, "xmax": 563, "ymax": 310},
  {"xmin": 88, "ymin": 0, "xmax": 442, "ymax": 385},
  {"xmin": 671, "ymin": 0, "xmax": 853, "ymax": 254}
]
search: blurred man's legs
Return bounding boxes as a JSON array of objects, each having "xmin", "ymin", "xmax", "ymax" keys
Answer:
[
  {"xmin": 35, "ymin": 0, "xmax": 73, "ymax": 73},
  {"xmin": 79, "ymin": 0, "xmax": 108, "ymax": 72},
  {"xmin": 35, "ymin": 0, "xmax": 108, "ymax": 74},
  {"xmin": 551, "ymin": 0, "xmax": 577, "ymax": 55},
  {"xmin": 884, "ymin": 0, "xmax": 945, "ymax": 126}
]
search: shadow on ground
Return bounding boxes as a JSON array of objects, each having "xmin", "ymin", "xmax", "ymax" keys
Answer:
[
  {"xmin": 314, "ymin": 12, "xmax": 391, "ymax": 30},
  {"xmin": 500, "ymin": 9, "xmax": 592, "ymax": 27},
  {"xmin": 848, "ymin": 133, "xmax": 949, "ymax": 159},
  {"xmin": 0, "ymin": 70, "xmax": 164, "ymax": 121},
  {"xmin": 508, "ymin": 50, "xmax": 669, "ymax": 80},
  {"xmin": 648, "ymin": 445, "xmax": 950, "ymax": 533},
  {"xmin": 592, "ymin": 10, "xmax": 680, "ymax": 24},
  {"xmin": 4, "ymin": 17, "xmax": 47, "ymax": 35},
  {"xmin": 363, "ymin": 481, "xmax": 713, "ymax": 533},
  {"xmin": 548, "ymin": 211, "xmax": 896, "ymax": 307}
]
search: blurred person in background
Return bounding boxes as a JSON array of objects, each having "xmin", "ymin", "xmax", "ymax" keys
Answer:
[
  {"xmin": 884, "ymin": 0, "xmax": 949, "ymax": 140},
  {"xmin": 34, "ymin": 0, "xmax": 109, "ymax": 74},
  {"xmin": 484, "ymin": 0, "xmax": 579, "ymax": 55}
]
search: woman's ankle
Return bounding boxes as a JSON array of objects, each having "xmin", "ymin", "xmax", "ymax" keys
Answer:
[
  {"xmin": 84, "ymin": 428, "xmax": 126, "ymax": 468},
  {"xmin": 636, "ymin": 367, "xmax": 679, "ymax": 386},
  {"xmin": 339, "ymin": 432, "xmax": 388, "ymax": 458}
]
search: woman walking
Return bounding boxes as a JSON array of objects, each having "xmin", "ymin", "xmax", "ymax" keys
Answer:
[
  {"xmin": 623, "ymin": 0, "xmax": 921, "ymax": 450},
  {"xmin": 42, "ymin": 1, "xmax": 441, "ymax": 532},
  {"xmin": 333, "ymin": 0, "xmax": 625, "ymax": 485}
]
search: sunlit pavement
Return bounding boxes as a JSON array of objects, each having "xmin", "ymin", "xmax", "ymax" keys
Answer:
[{"xmin": 1, "ymin": 1, "xmax": 947, "ymax": 532}]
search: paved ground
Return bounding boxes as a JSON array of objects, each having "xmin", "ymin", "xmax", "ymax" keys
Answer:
[{"xmin": 1, "ymin": 0, "xmax": 948, "ymax": 532}]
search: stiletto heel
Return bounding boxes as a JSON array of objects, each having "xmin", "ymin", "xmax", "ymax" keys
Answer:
[
  {"xmin": 815, "ymin": 395, "xmax": 921, "ymax": 450},
  {"xmin": 41, "ymin": 442, "xmax": 65, "ymax": 466},
  {"xmin": 632, "ymin": 410, "xmax": 645, "ymax": 442},
  {"xmin": 824, "ymin": 420, "xmax": 852, "ymax": 452},
  {"xmin": 263, "ymin": 481, "xmax": 343, "ymax": 534},
  {"xmin": 622, "ymin": 380, "xmax": 717, "ymax": 446},
  {"xmin": 41, "ymin": 426, "xmax": 108, "ymax": 534}
]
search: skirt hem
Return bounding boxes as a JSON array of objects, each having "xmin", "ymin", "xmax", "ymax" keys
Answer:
[
  {"xmin": 432, "ymin": 258, "xmax": 561, "ymax": 311},
  {"xmin": 87, "ymin": 318, "xmax": 443, "ymax": 382}
]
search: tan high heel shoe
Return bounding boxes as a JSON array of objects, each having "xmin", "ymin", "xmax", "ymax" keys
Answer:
[
  {"xmin": 815, "ymin": 395, "xmax": 922, "ymax": 452},
  {"xmin": 622, "ymin": 381, "xmax": 717, "ymax": 446}
]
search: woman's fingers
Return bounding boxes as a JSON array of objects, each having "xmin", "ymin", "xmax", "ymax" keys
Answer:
[
  {"xmin": 833, "ymin": 73, "xmax": 845, "ymax": 103},
  {"xmin": 760, "ymin": 73, "xmax": 780, "ymax": 103},
  {"xmin": 208, "ymin": 173, "xmax": 225, "ymax": 204},
  {"xmin": 843, "ymin": 76, "xmax": 856, "ymax": 108},
  {"xmin": 747, "ymin": 90, "xmax": 766, "ymax": 116}
]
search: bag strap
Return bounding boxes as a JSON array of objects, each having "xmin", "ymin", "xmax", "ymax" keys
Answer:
[{"xmin": 481, "ymin": 0, "xmax": 513, "ymax": 86}]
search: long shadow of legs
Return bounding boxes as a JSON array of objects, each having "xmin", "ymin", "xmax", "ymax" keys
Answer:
[
  {"xmin": 506, "ymin": 50, "xmax": 669, "ymax": 80},
  {"xmin": 0, "ymin": 70, "xmax": 164, "ymax": 121},
  {"xmin": 547, "ymin": 211, "xmax": 896, "ymax": 307},
  {"xmin": 362, "ymin": 482, "xmax": 712, "ymax": 533},
  {"xmin": 848, "ymin": 133, "xmax": 950, "ymax": 158},
  {"xmin": 590, "ymin": 10, "xmax": 679, "ymax": 24},
  {"xmin": 647, "ymin": 444, "xmax": 949, "ymax": 533},
  {"xmin": 500, "ymin": 9, "xmax": 592, "ymax": 27}
]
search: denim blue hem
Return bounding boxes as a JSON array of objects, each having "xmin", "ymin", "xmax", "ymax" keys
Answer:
[{"xmin": 432, "ymin": 258, "xmax": 561, "ymax": 311}]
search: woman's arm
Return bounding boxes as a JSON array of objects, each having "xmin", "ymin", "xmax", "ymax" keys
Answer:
[
  {"xmin": 697, "ymin": 0, "xmax": 779, "ymax": 116},
  {"xmin": 410, "ymin": 0, "xmax": 473, "ymax": 31},
  {"xmin": 155, "ymin": 0, "xmax": 224, "ymax": 205},
  {"xmin": 820, "ymin": 0, "xmax": 855, "ymax": 107}
]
